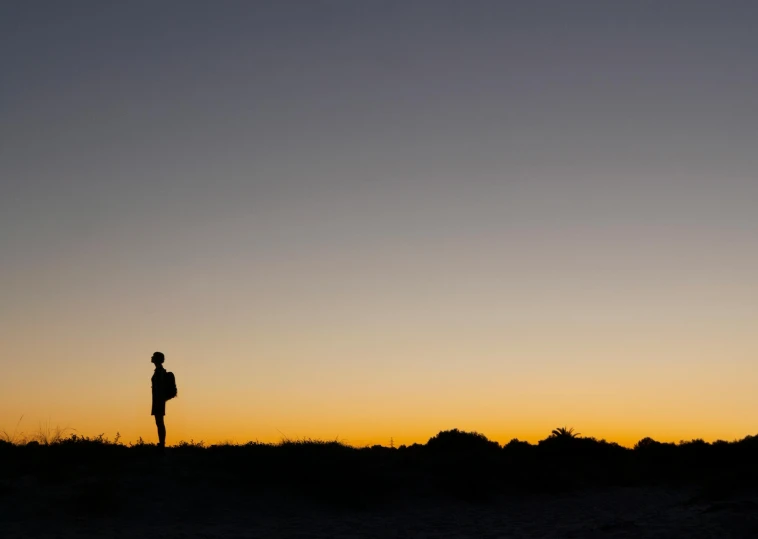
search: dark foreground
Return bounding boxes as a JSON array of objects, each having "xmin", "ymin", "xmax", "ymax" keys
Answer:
[
  {"xmin": 3, "ymin": 430, "xmax": 758, "ymax": 537},
  {"xmin": 3, "ymin": 477, "xmax": 758, "ymax": 538}
]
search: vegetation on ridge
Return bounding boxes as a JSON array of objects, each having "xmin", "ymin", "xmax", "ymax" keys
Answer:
[{"xmin": 3, "ymin": 426, "xmax": 758, "ymax": 509}]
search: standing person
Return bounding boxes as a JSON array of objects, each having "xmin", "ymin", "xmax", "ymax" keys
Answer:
[{"xmin": 151, "ymin": 351, "xmax": 168, "ymax": 449}]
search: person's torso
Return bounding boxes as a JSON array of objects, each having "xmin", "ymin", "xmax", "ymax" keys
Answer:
[{"xmin": 152, "ymin": 367, "xmax": 166, "ymax": 397}]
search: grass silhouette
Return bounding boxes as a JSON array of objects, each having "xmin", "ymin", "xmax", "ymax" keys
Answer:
[
  {"xmin": 0, "ymin": 416, "xmax": 27, "ymax": 445},
  {"xmin": 1, "ymin": 417, "xmax": 75, "ymax": 446}
]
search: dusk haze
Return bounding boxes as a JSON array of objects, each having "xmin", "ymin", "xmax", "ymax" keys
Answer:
[{"xmin": 3, "ymin": 0, "xmax": 758, "ymax": 451}]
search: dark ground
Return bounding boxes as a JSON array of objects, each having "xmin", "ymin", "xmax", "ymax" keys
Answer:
[{"xmin": 3, "ymin": 430, "xmax": 758, "ymax": 537}]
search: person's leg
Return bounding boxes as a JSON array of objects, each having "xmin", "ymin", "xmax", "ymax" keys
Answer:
[{"xmin": 155, "ymin": 415, "xmax": 166, "ymax": 447}]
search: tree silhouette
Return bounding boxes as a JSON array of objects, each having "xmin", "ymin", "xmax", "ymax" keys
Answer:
[{"xmin": 551, "ymin": 426, "xmax": 581, "ymax": 439}]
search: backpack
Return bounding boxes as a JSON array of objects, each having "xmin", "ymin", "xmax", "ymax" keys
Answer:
[{"xmin": 164, "ymin": 371, "xmax": 178, "ymax": 401}]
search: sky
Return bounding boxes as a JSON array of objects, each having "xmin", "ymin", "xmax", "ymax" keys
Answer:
[{"xmin": 1, "ymin": 1, "xmax": 757, "ymax": 447}]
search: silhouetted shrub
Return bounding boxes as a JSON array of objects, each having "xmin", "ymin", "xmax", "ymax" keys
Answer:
[
  {"xmin": 504, "ymin": 438, "xmax": 531, "ymax": 449},
  {"xmin": 634, "ymin": 437, "xmax": 660, "ymax": 450},
  {"xmin": 426, "ymin": 429, "xmax": 500, "ymax": 453}
]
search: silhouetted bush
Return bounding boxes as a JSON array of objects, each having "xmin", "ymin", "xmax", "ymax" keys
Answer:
[{"xmin": 426, "ymin": 429, "xmax": 500, "ymax": 454}]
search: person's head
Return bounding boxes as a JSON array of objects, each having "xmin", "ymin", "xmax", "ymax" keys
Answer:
[{"xmin": 151, "ymin": 351, "xmax": 165, "ymax": 366}]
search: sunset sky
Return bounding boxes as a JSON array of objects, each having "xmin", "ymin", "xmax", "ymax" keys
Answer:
[{"xmin": 2, "ymin": 1, "xmax": 757, "ymax": 448}]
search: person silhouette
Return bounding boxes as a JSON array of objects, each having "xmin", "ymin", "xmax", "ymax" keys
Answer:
[{"xmin": 151, "ymin": 351, "xmax": 168, "ymax": 449}]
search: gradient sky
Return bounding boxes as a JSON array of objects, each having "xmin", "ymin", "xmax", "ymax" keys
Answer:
[{"xmin": 2, "ymin": 1, "xmax": 757, "ymax": 447}]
